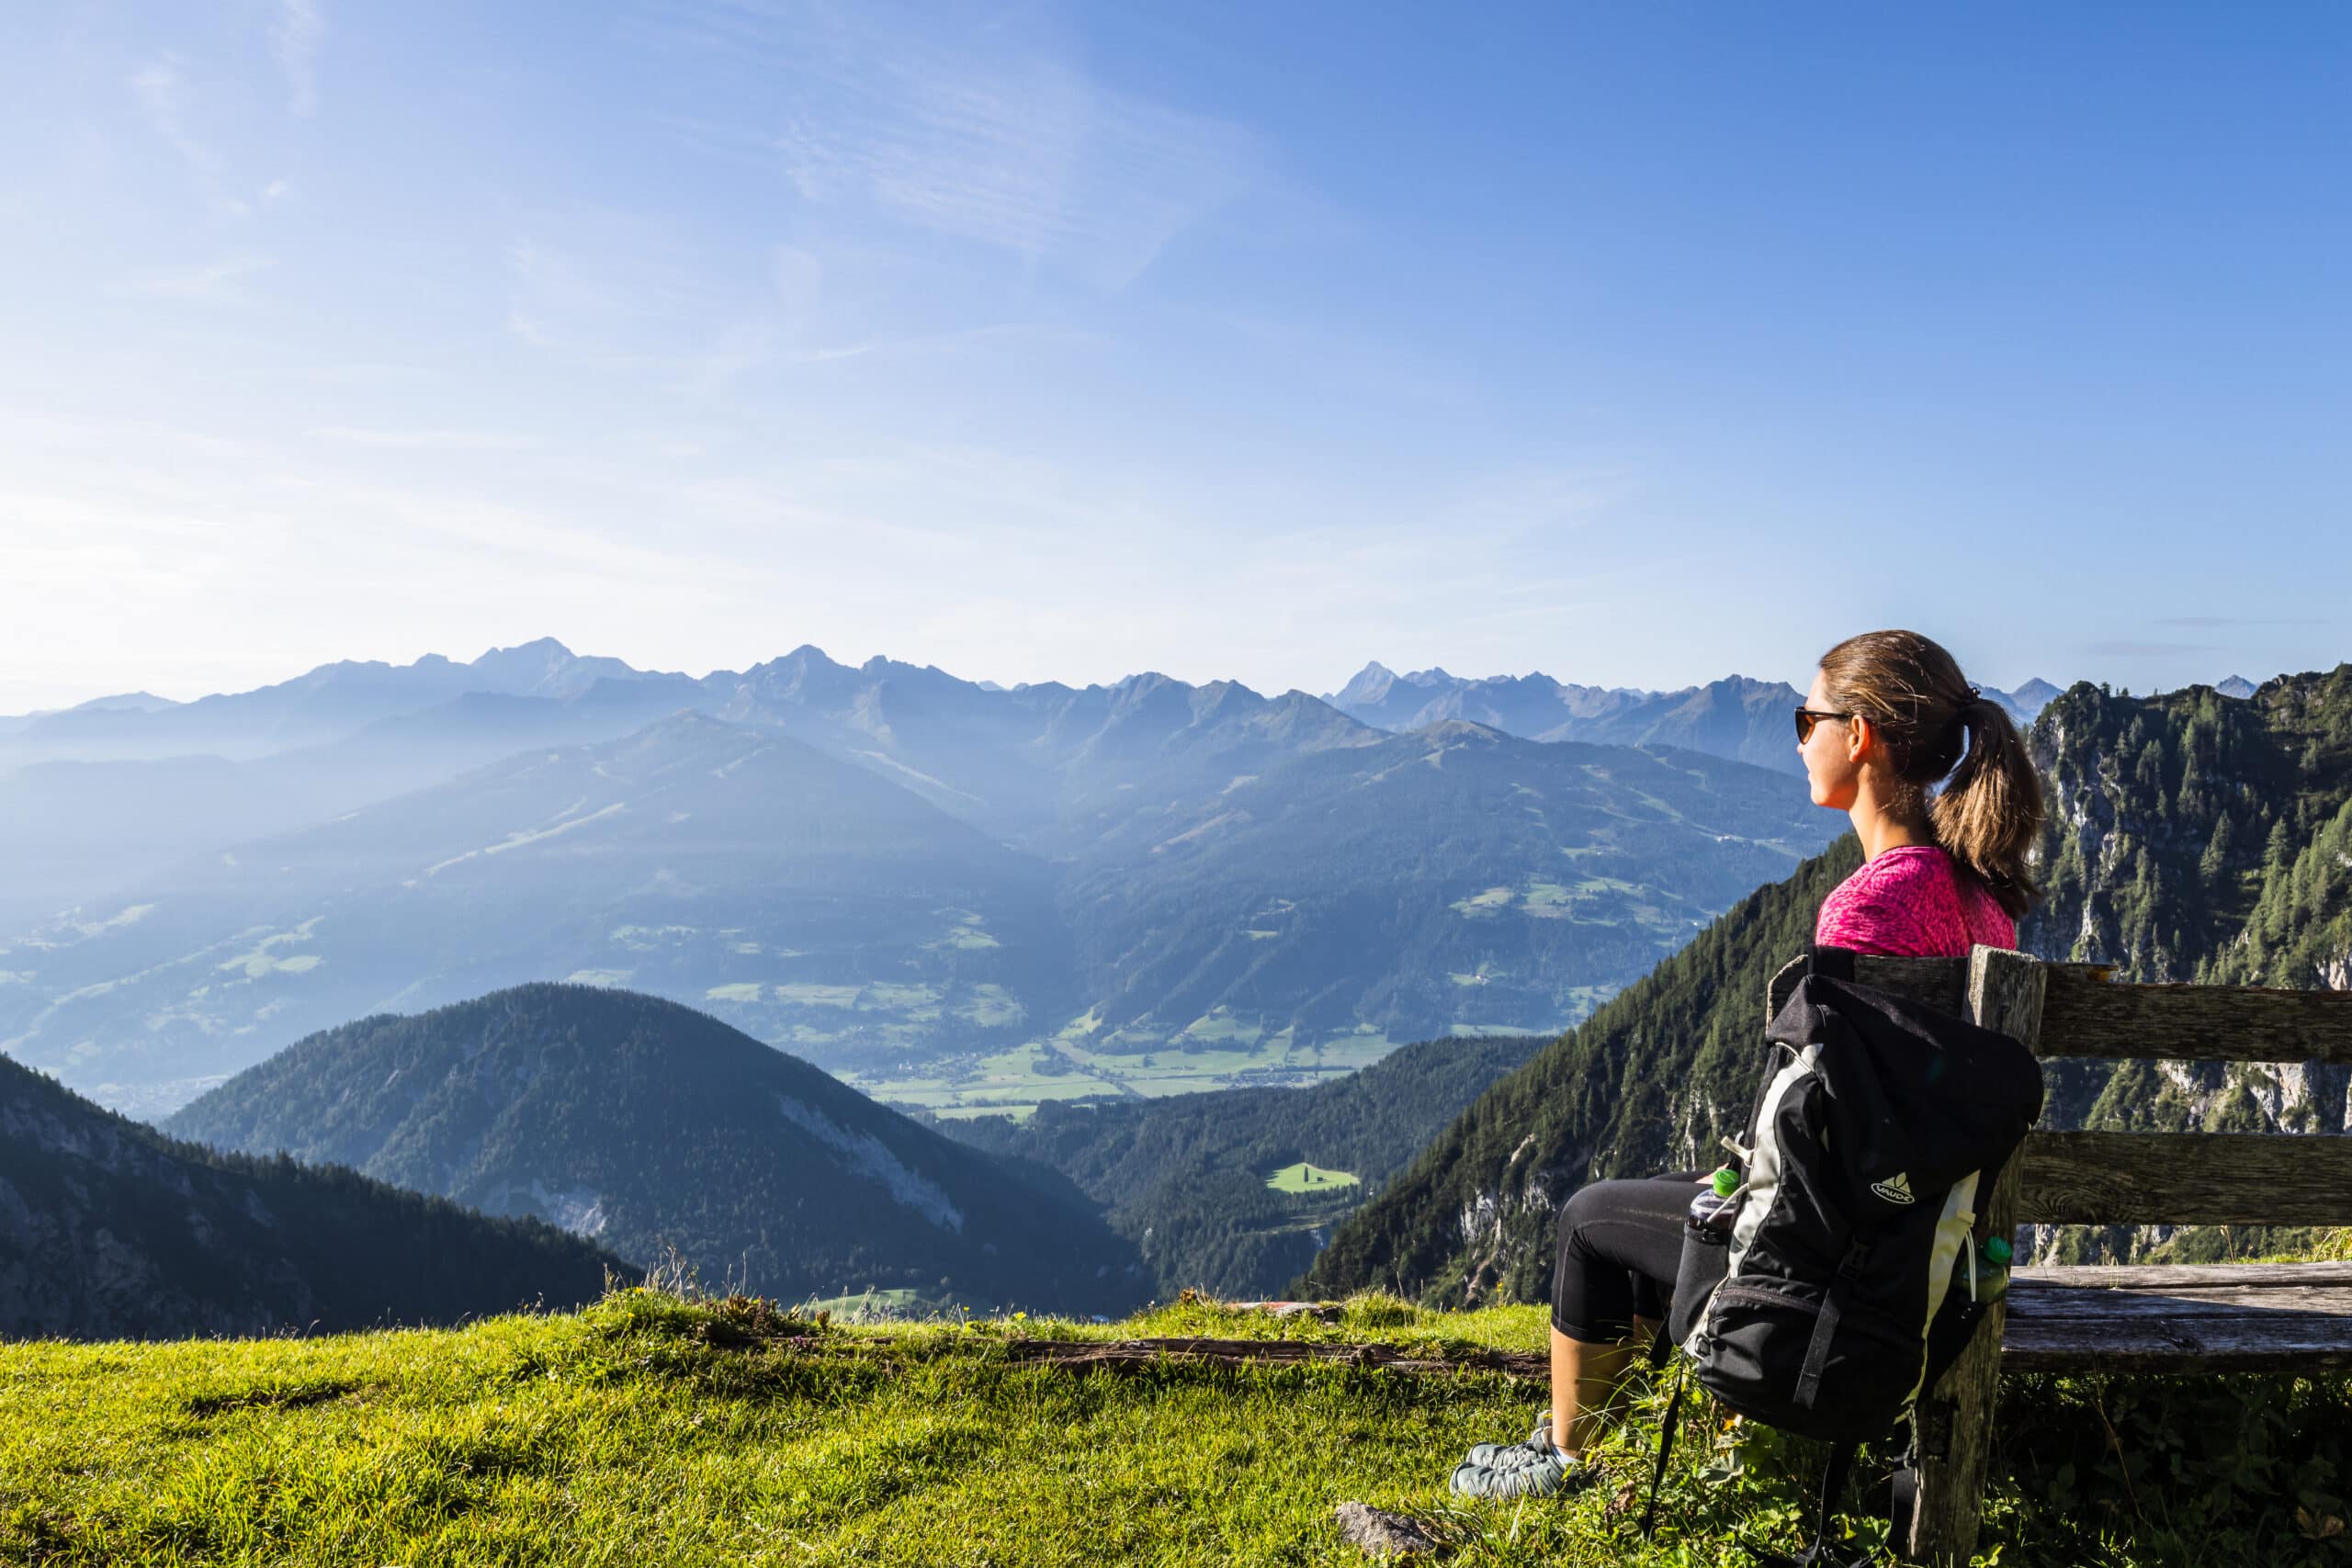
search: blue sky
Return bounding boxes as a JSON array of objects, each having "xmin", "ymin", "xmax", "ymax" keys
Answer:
[{"xmin": 3, "ymin": 2, "xmax": 2346, "ymax": 711}]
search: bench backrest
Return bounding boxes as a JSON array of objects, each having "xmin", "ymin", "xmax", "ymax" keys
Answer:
[{"xmin": 1766, "ymin": 949, "xmax": 2352, "ymax": 1228}]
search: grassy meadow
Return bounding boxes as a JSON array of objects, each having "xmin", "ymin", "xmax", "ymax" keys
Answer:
[
  {"xmin": 5, "ymin": 1285, "xmax": 2346, "ymax": 1566},
  {"xmin": 1265, "ymin": 1163, "xmax": 1362, "ymax": 1194}
]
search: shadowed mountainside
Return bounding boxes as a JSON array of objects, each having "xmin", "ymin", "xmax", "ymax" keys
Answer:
[
  {"xmin": 0, "ymin": 1048, "xmax": 621, "ymax": 1340},
  {"xmin": 166, "ymin": 984, "xmax": 1144, "ymax": 1314}
]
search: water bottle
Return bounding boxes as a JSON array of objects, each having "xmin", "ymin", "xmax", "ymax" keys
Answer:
[
  {"xmin": 1688, "ymin": 1166, "xmax": 1741, "ymax": 1234},
  {"xmin": 1974, "ymin": 1235, "xmax": 2014, "ymax": 1302}
]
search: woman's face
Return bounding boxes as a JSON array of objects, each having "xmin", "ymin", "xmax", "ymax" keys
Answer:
[{"xmin": 1800, "ymin": 669, "xmax": 1863, "ymax": 811}]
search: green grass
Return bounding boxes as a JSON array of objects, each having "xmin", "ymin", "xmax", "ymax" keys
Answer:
[
  {"xmin": 1265, "ymin": 1162, "xmax": 1362, "ymax": 1193},
  {"xmin": 1175, "ymin": 1009, "xmax": 1263, "ymax": 1047},
  {"xmin": 4, "ymin": 1286, "xmax": 2345, "ymax": 1564},
  {"xmin": 0, "ymin": 1291, "xmax": 1798, "ymax": 1567},
  {"xmin": 952, "ymin": 984, "xmax": 1023, "ymax": 1028}
]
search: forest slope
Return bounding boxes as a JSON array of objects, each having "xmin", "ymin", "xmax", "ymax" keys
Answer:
[
  {"xmin": 166, "ymin": 984, "xmax": 1141, "ymax": 1314},
  {"xmin": 0, "ymin": 1050, "xmax": 617, "ymax": 1339}
]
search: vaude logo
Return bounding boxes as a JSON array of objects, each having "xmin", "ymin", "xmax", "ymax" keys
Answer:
[{"xmin": 1871, "ymin": 1172, "xmax": 1917, "ymax": 1206}]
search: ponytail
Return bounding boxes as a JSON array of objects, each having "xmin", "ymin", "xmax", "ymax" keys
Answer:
[
  {"xmin": 1930, "ymin": 694, "xmax": 2043, "ymax": 919},
  {"xmin": 1819, "ymin": 630, "xmax": 2047, "ymax": 920}
]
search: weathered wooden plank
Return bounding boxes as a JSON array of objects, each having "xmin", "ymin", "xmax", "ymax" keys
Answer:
[
  {"xmin": 1997, "ymin": 1287, "xmax": 2352, "ymax": 1319},
  {"xmin": 2000, "ymin": 1306, "xmax": 2352, "ymax": 1373},
  {"xmin": 2018, "ymin": 1131, "xmax": 2352, "ymax": 1225},
  {"xmin": 2015, "ymin": 1261, "xmax": 2352, "ymax": 1291},
  {"xmin": 1909, "ymin": 946, "xmax": 2046, "ymax": 1568},
  {"xmin": 2036, "ymin": 966, "xmax": 2352, "ymax": 1064},
  {"xmin": 1996, "ymin": 1264, "xmax": 2352, "ymax": 1371}
]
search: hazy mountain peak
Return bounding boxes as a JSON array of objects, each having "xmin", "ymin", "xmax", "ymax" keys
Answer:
[
  {"xmin": 470, "ymin": 636, "xmax": 573, "ymax": 666},
  {"xmin": 738, "ymin": 645, "xmax": 857, "ymax": 704},
  {"xmin": 1331, "ymin": 661, "xmax": 1399, "ymax": 707},
  {"xmin": 65, "ymin": 691, "xmax": 182, "ymax": 714},
  {"xmin": 2216, "ymin": 674, "xmax": 2258, "ymax": 700},
  {"xmin": 1325, "ymin": 664, "xmax": 1808, "ymax": 775},
  {"xmin": 1188, "ymin": 680, "xmax": 1268, "ymax": 722}
]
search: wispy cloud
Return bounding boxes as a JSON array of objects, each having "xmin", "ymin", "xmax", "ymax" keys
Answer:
[
  {"xmin": 131, "ymin": 59, "xmax": 263, "ymax": 216},
  {"xmin": 270, "ymin": 0, "xmax": 324, "ymax": 117},
  {"xmin": 657, "ymin": 6, "xmax": 1261, "ymax": 289},
  {"xmin": 502, "ymin": 222, "xmax": 725, "ymax": 364},
  {"xmin": 108, "ymin": 254, "xmax": 276, "ymax": 305},
  {"xmin": 310, "ymin": 426, "xmax": 539, "ymax": 450},
  {"xmin": 2082, "ymin": 640, "xmax": 2222, "ymax": 658},
  {"xmin": 130, "ymin": 61, "xmax": 218, "ymax": 175},
  {"xmin": 786, "ymin": 321, "xmax": 1093, "ymax": 366},
  {"xmin": 2154, "ymin": 615, "xmax": 2328, "ymax": 628}
]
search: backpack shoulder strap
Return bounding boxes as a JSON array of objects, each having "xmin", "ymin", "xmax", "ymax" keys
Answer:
[{"xmin": 1747, "ymin": 1439, "xmax": 1867, "ymax": 1567}]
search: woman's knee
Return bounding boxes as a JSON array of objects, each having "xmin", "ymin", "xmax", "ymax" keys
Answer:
[{"xmin": 1557, "ymin": 1179, "xmax": 1616, "ymax": 1236}]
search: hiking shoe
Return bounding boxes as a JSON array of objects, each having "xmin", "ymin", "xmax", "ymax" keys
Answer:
[{"xmin": 1449, "ymin": 1414, "xmax": 1596, "ymax": 1499}]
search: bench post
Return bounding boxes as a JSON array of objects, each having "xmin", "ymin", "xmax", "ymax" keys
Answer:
[{"xmin": 1905, "ymin": 946, "xmax": 2046, "ymax": 1564}]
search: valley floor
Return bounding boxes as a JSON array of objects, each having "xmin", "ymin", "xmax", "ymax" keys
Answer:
[{"xmin": 1, "ymin": 1290, "xmax": 2341, "ymax": 1565}]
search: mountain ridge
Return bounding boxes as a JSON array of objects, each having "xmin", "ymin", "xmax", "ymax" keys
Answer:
[
  {"xmin": 165, "ymin": 983, "xmax": 1142, "ymax": 1312},
  {"xmin": 0, "ymin": 1046, "xmax": 620, "ymax": 1338}
]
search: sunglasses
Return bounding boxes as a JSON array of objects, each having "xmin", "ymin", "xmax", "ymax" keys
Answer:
[{"xmin": 1793, "ymin": 706, "xmax": 1854, "ymax": 744}]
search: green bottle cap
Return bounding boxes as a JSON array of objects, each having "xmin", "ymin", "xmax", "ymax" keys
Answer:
[
  {"xmin": 1982, "ymin": 1236, "xmax": 2014, "ymax": 1266},
  {"xmin": 1711, "ymin": 1167, "xmax": 1740, "ymax": 1198}
]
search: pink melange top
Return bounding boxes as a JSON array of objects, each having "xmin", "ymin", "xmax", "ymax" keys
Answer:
[{"xmin": 1815, "ymin": 844, "xmax": 2016, "ymax": 958}]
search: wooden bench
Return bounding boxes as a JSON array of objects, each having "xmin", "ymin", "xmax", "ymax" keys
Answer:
[{"xmin": 1766, "ymin": 946, "xmax": 2352, "ymax": 1565}]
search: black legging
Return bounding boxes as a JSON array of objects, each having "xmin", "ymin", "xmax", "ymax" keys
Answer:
[{"xmin": 1551, "ymin": 1169, "xmax": 1706, "ymax": 1343}]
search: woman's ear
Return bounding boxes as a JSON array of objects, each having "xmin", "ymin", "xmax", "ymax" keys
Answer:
[{"xmin": 1847, "ymin": 714, "xmax": 1874, "ymax": 764}]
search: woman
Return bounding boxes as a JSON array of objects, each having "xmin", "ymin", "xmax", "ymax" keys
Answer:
[{"xmin": 1450, "ymin": 629, "xmax": 2045, "ymax": 1499}]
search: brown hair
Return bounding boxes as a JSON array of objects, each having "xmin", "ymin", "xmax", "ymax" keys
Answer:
[{"xmin": 1817, "ymin": 629, "xmax": 2044, "ymax": 919}]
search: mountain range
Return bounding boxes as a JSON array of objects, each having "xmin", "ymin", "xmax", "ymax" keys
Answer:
[
  {"xmin": 1321, "ymin": 664, "xmax": 2065, "ymax": 770},
  {"xmin": 165, "ymin": 985, "xmax": 1143, "ymax": 1312},
  {"xmin": 1, "ymin": 640, "xmax": 2069, "ymax": 925},
  {"xmin": 0, "ymin": 1046, "xmax": 619, "ymax": 1339},
  {"xmin": 0, "ymin": 644, "xmax": 1839, "ymax": 1116}
]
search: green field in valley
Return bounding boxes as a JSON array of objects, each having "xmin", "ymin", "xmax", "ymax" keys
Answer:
[
  {"xmin": 855, "ymin": 1016, "xmax": 1408, "ymax": 1120},
  {"xmin": 1265, "ymin": 1162, "xmax": 1362, "ymax": 1194}
]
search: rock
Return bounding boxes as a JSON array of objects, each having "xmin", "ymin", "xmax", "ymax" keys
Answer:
[{"xmin": 1334, "ymin": 1501, "xmax": 1443, "ymax": 1557}]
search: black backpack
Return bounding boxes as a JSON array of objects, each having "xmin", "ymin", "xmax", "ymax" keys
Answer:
[{"xmin": 1645, "ymin": 946, "xmax": 2045, "ymax": 1564}]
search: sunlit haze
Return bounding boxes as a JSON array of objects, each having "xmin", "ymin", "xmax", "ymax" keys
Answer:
[{"xmin": 5, "ymin": 2, "xmax": 2346, "ymax": 712}]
